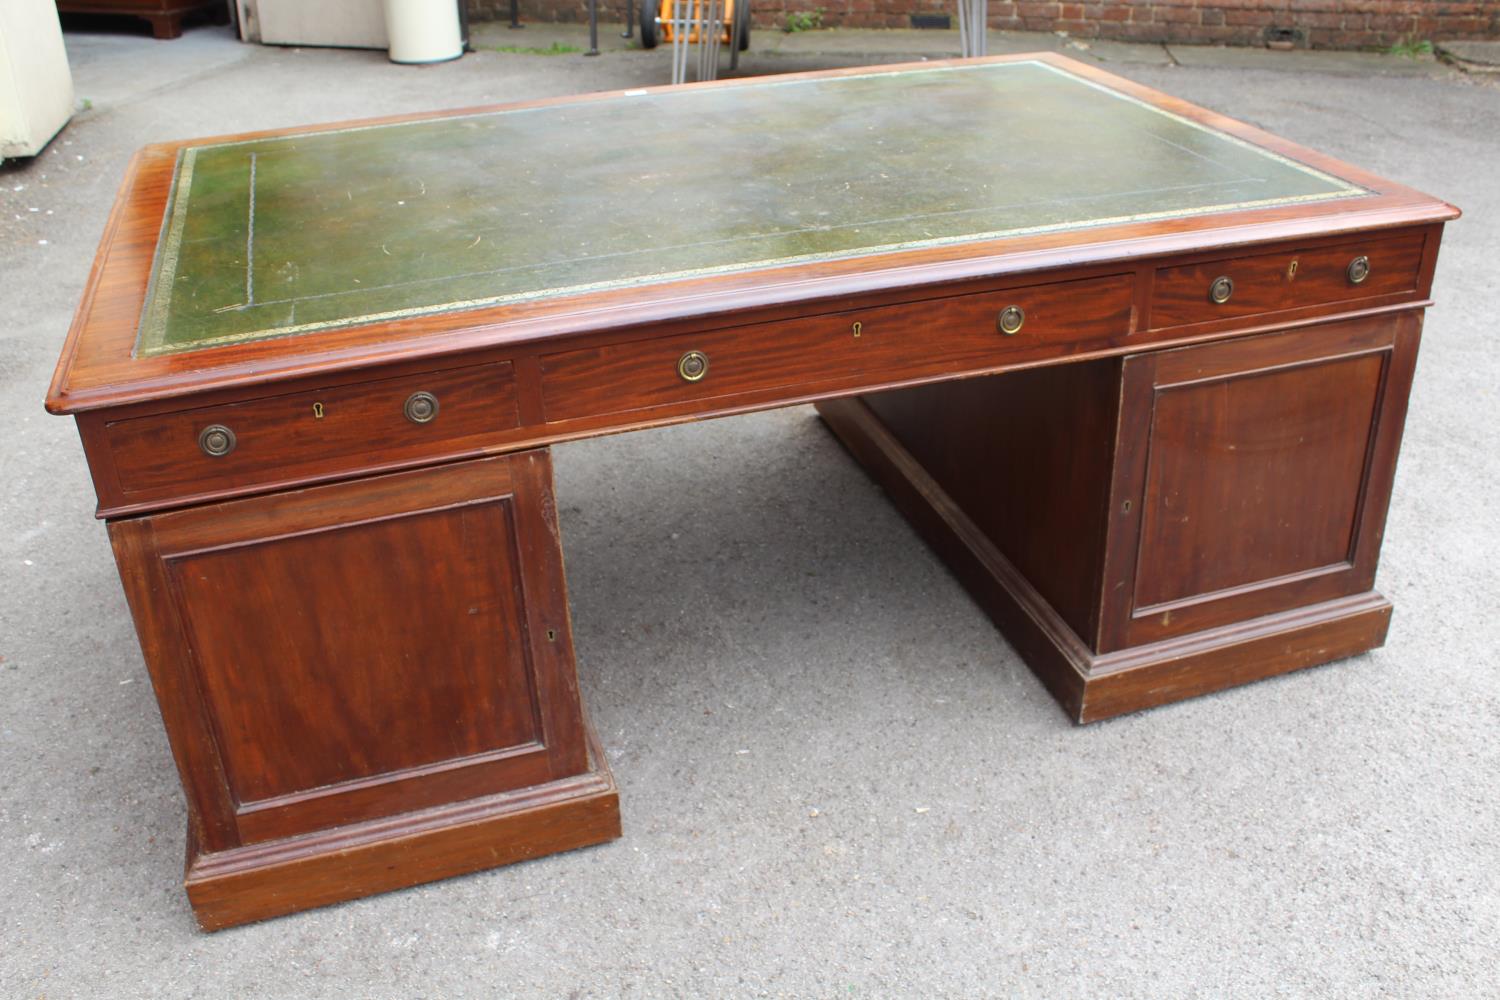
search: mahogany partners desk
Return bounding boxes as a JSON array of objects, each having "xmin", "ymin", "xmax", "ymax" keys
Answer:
[{"xmin": 46, "ymin": 55, "xmax": 1457, "ymax": 929}]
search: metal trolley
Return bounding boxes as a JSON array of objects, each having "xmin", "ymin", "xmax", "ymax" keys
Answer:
[{"xmin": 637, "ymin": 0, "xmax": 751, "ymax": 83}]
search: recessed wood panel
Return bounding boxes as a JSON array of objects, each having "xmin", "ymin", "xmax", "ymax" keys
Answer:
[
  {"xmin": 1097, "ymin": 315, "xmax": 1421, "ymax": 650},
  {"xmin": 167, "ymin": 501, "xmax": 541, "ymax": 806},
  {"xmin": 1133, "ymin": 353, "xmax": 1384, "ymax": 609}
]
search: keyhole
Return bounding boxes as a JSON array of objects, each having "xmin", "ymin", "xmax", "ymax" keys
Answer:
[
  {"xmin": 1287, "ymin": 259, "xmax": 1299, "ymax": 281},
  {"xmin": 852, "ymin": 321, "xmax": 862, "ymax": 339},
  {"xmin": 312, "ymin": 402, "xmax": 325, "ymax": 419}
]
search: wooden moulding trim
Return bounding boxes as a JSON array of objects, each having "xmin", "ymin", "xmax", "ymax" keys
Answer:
[
  {"xmin": 815, "ymin": 395, "xmax": 1393, "ymax": 725},
  {"xmin": 184, "ymin": 717, "xmax": 620, "ymax": 931},
  {"xmin": 188, "ymin": 763, "xmax": 613, "ymax": 878},
  {"xmin": 1129, "ymin": 560, "xmax": 1351, "ymax": 619},
  {"xmin": 230, "ymin": 738, "xmax": 547, "ymax": 818},
  {"xmin": 1078, "ymin": 594, "xmax": 1391, "ymax": 723},
  {"xmin": 1090, "ymin": 591, "xmax": 1391, "ymax": 677},
  {"xmin": 44, "ymin": 52, "xmax": 1459, "ymax": 415},
  {"xmin": 46, "ymin": 146, "xmax": 146, "ymax": 413}
]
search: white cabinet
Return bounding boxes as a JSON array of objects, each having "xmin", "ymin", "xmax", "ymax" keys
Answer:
[{"xmin": 239, "ymin": 0, "xmax": 389, "ymax": 49}]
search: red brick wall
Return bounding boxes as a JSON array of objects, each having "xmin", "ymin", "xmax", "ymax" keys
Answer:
[{"xmin": 467, "ymin": 0, "xmax": 1500, "ymax": 48}]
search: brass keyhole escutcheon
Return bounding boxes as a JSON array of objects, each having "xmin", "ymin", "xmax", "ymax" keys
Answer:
[
  {"xmin": 677, "ymin": 350, "xmax": 709, "ymax": 383},
  {"xmin": 1347, "ymin": 255, "xmax": 1371, "ymax": 285},
  {"xmin": 1287, "ymin": 259, "xmax": 1299, "ymax": 281},
  {"xmin": 997, "ymin": 305, "xmax": 1025, "ymax": 336},
  {"xmin": 852, "ymin": 321, "xmax": 862, "ymax": 339},
  {"xmin": 312, "ymin": 401, "xmax": 325, "ymax": 419},
  {"xmin": 198, "ymin": 424, "xmax": 236, "ymax": 458},
  {"xmin": 1209, "ymin": 275, "xmax": 1234, "ymax": 304},
  {"xmin": 403, "ymin": 391, "xmax": 439, "ymax": 425}
]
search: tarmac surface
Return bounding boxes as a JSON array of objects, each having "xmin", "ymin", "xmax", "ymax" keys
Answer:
[{"xmin": 2, "ymin": 17, "xmax": 1497, "ymax": 999}]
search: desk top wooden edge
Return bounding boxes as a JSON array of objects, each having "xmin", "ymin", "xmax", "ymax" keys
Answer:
[{"xmin": 46, "ymin": 52, "xmax": 1459, "ymax": 416}]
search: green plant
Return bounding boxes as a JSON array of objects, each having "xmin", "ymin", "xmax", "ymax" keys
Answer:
[
  {"xmin": 783, "ymin": 8, "xmax": 824, "ymax": 32},
  {"xmin": 490, "ymin": 41, "xmax": 583, "ymax": 55},
  {"xmin": 1386, "ymin": 33, "xmax": 1433, "ymax": 58}
]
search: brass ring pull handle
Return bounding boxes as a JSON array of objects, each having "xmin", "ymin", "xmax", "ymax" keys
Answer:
[
  {"xmin": 677, "ymin": 350, "xmax": 709, "ymax": 383},
  {"xmin": 1209, "ymin": 276, "xmax": 1234, "ymax": 304},
  {"xmin": 403, "ymin": 391, "xmax": 440, "ymax": 425},
  {"xmin": 997, "ymin": 305, "xmax": 1025, "ymax": 336},
  {"xmin": 1347, "ymin": 255, "xmax": 1371, "ymax": 285},
  {"xmin": 198, "ymin": 424, "xmax": 236, "ymax": 458}
]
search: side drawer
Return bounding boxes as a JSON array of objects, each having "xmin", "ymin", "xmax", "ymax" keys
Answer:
[
  {"xmin": 540, "ymin": 274, "xmax": 1134, "ymax": 423},
  {"xmin": 105, "ymin": 362, "xmax": 519, "ymax": 504},
  {"xmin": 1150, "ymin": 231, "xmax": 1425, "ymax": 330}
]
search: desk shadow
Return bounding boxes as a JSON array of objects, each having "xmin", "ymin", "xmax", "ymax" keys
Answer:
[{"xmin": 549, "ymin": 403, "xmax": 1071, "ymax": 797}]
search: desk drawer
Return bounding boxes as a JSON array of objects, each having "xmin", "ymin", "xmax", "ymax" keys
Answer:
[
  {"xmin": 1150, "ymin": 232, "xmax": 1425, "ymax": 330},
  {"xmin": 106, "ymin": 362, "xmax": 519, "ymax": 504},
  {"xmin": 541, "ymin": 274, "xmax": 1133, "ymax": 423}
]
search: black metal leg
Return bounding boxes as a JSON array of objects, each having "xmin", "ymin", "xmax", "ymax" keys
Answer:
[
  {"xmin": 623, "ymin": 0, "xmax": 635, "ymax": 38},
  {"xmin": 729, "ymin": 4, "xmax": 740, "ymax": 70},
  {"xmin": 587, "ymin": 0, "xmax": 600, "ymax": 54},
  {"xmin": 509, "ymin": 0, "xmax": 523, "ymax": 29}
]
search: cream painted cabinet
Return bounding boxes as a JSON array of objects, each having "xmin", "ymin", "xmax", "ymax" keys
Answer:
[{"xmin": 238, "ymin": 0, "xmax": 389, "ymax": 48}]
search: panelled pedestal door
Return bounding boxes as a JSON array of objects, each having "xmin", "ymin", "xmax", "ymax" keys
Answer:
[
  {"xmin": 1100, "ymin": 314, "xmax": 1421, "ymax": 651},
  {"xmin": 109, "ymin": 450, "xmax": 587, "ymax": 851}
]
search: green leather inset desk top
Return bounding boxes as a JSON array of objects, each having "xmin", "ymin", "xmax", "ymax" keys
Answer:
[{"xmin": 137, "ymin": 60, "xmax": 1362, "ymax": 355}]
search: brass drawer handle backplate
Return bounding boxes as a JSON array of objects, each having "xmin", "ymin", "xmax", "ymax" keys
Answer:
[
  {"xmin": 404, "ymin": 391, "xmax": 440, "ymax": 425},
  {"xmin": 198, "ymin": 424, "xmax": 236, "ymax": 458},
  {"xmin": 997, "ymin": 305, "xmax": 1025, "ymax": 336},
  {"xmin": 1209, "ymin": 276, "xmax": 1234, "ymax": 304},
  {"xmin": 677, "ymin": 350, "xmax": 709, "ymax": 383},
  {"xmin": 1347, "ymin": 255, "xmax": 1371, "ymax": 285}
]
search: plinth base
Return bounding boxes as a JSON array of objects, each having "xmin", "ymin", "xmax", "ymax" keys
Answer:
[{"xmin": 184, "ymin": 719, "xmax": 620, "ymax": 931}]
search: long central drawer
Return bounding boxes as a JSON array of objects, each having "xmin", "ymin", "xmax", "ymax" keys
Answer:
[{"xmin": 539, "ymin": 273, "xmax": 1135, "ymax": 424}]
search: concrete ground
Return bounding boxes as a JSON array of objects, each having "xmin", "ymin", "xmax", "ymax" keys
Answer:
[{"xmin": 2, "ymin": 18, "xmax": 1498, "ymax": 999}]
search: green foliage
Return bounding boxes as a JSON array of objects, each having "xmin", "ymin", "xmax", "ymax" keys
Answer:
[
  {"xmin": 490, "ymin": 41, "xmax": 582, "ymax": 55},
  {"xmin": 782, "ymin": 8, "xmax": 824, "ymax": 33},
  {"xmin": 1386, "ymin": 33, "xmax": 1433, "ymax": 58}
]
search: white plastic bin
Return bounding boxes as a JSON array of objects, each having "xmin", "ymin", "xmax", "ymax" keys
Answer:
[{"xmin": 382, "ymin": 0, "xmax": 463, "ymax": 64}]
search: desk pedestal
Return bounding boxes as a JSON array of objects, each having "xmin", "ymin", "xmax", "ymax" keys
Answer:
[
  {"xmin": 818, "ymin": 314, "xmax": 1419, "ymax": 722},
  {"xmin": 108, "ymin": 449, "xmax": 620, "ymax": 930}
]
